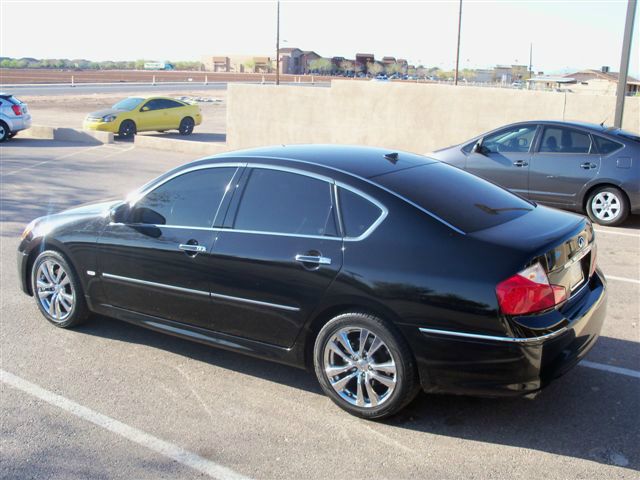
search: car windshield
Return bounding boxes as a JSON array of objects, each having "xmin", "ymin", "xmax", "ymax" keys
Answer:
[
  {"xmin": 112, "ymin": 97, "xmax": 144, "ymax": 111},
  {"xmin": 375, "ymin": 162, "xmax": 535, "ymax": 233}
]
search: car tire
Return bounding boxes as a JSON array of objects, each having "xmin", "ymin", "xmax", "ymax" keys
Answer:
[
  {"xmin": 313, "ymin": 312, "xmax": 419, "ymax": 419},
  {"xmin": 178, "ymin": 117, "xmax": 195, "ymax": 136},
  {"xmin": 118, "ymin": 120, "xmax": 137, "ymax": 139},
  {"xmin": 0, "ymin": 121, "xmax": 9, "ymax": 142},
  {"xmin": 31, "ymin": 250, "xmax": 89, "ymax": 328},
  {"xmin": 586, "ymin": 186, "xmax": 629, "ymax": 227}
]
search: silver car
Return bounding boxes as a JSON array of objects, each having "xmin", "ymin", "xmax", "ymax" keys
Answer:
[
  {"xmin": 430, "ymin": 120, "xmax": 640, "ymax": 226},
  {"xmin": 0, "ymin": 93, "xmax": 32, "ymax": 142}
]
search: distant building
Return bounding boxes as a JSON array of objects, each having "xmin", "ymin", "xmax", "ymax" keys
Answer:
[
  {"xmin": 474, "ymin": 68, "xmax": 494, "ymax": 83},
  {"xmin": 355, "ymin": 53, "xmax": 374, "ymax": 73},
  {"xmin": 564, "ymin": 68, "xmax": 640, "ymax": 95},
  {"xmin": 202, "ymin": 55, "xmax": 273, "ymax": 73},
  {"xmin": 527, "ymin": 76, "xmax": 577, "ymax": 91}
]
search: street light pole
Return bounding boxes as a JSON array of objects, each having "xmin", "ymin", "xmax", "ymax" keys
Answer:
[
  {"xmin": 614, "ymin": 0, "xmax": 637, "ymax": 128},
  {"xmin": 454, "ymin": 0, "xmax": 463, "ymax": 85},
  {"xmin": 276, "ymin": 0, "xmax": 281, "ymax": 86}
]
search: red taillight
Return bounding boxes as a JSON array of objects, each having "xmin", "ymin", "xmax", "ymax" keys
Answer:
[
  {"xmin": 496, "ymin": 263, "xmax": 567, "ymax": 316},
  {"xmin": 11, "ymin": 105, "xmax": 22, "ymax": 116}
]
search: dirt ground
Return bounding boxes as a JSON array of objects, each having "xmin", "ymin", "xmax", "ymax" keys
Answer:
[{"xmin": 18, "ymin": 89, "xmax": 228, "ymax": 136}]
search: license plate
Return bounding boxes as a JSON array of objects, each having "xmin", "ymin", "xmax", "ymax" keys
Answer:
[{"xmin": 568, "ymin": 261, "xmax": 584, "ymax": 292}]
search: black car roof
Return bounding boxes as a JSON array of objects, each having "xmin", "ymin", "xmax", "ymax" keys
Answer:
[{"xmin": 208, "ymin": 144, "xmax": 437, "ymax": 179}]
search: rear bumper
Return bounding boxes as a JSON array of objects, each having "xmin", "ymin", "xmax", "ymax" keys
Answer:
[
  {"xmin": 405, "ymin": 272, "xmax": 607, "ymax": 397},
  {"xmin": 4, "ymin": 114, "xmax": 31, "ymax": 132}
]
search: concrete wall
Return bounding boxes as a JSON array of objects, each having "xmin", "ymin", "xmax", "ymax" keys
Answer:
[{"xmin": 227, "ymin": 80, "xmax": 640, "ymax": 153}]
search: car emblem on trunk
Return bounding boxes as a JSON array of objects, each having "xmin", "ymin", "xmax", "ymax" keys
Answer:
[{"xmin": 578, "ymin": 236, "xmax": 585, "ymax": 248}]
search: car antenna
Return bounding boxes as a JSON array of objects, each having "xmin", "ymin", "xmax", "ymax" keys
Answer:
[{"xmin": 384, "ymin": 152, "xmax": 399, "ymax": 164}]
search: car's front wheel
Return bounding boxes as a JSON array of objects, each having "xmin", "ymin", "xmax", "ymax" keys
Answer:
[
  {"xmin": 586, "ymin": 186, "xmax": 629, "ymax": 226},
  {"xmin": 31, "ymin": 250, "xmax": 89, "ymax": 328},
  {"xmin": 118, "ymin": 120, "xmax": 137, "ymax": 139},
  {"xmin": 178, "ymin": 117, "xmax": 195, "ymax": 135},
  {"xmin": 314, "ymin": 312, "xmax": 419, "ymax": 419}
]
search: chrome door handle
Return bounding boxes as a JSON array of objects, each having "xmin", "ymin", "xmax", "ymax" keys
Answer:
[
  {"xmin": 513, "ymin": 160, "xmax": 529, "ymax": 167},
  {"xmin": 580, "ymin": 162, "xmax": 597, "ymax": 170},
  {"xmin": 179, "ymin": 244, "xmax": 207, "ymax": 253},
  {"xmin": 295, "ymin": 254, "xmax": 332, "ymax": 265}
]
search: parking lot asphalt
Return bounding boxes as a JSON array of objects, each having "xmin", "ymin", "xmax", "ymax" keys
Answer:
[{"xmin": 1, "ymin": 138, "xmax": 639, "ymax": 479}]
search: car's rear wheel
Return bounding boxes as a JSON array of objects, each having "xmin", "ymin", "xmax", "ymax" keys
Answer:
[
  {"xmin": 0, "ymin": 121, "xmax": 9, "ymax": 142},
  {"xmin": 31, "ymin": 250, "xmax": 89, "ymax": 328},
  {"xmin": 586, "ymin": 186, "xmax": 629, "ymax": 226},
  {"xmin": 178, "ymin": 117, "xmax": 195, "ymax": 135},
  {"xmin": 118, "ymin": 120, "xmax": 136, "ymax": 139},
  {"xmin": 313, "ymin": 312, "xmax": 419, "ymax": 419}
]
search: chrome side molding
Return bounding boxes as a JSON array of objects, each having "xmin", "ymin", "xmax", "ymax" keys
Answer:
[{"xmin": 418, "ymin": 326, "xmax": 568, "ymax": 344}]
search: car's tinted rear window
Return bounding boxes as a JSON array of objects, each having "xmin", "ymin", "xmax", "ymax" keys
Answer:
[{"xmin": 375, "ymin": 163, "xmax": 534, "ymax": 233}]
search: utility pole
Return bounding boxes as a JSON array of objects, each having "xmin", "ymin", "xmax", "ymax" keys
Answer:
[
  {"xmin": 528, "ymin": 43, "xmax": 533, "ymax": 79},
  {"xmin": 276, "ymin": 0, "xmax": 280, "ymax": 85},
  {"xmin": 454, "ymin": 0, "xmax": 462, "ymax": 85},
  {"xmin": 614, "ymin": 0, "xmax": 637, "ymax": 127}
]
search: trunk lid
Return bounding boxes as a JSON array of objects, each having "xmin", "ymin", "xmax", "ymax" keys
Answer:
[{"xmin": 471, "ymin": 205, "xmax": 596, "ymax": 301}]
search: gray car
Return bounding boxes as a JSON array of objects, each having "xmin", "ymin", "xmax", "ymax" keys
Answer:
[
  {"xmin": 430, "ymin": 120, "xmax": 640, "ymax": 226},
  {"xmin": 0, "ymin": 93, "xmax": 32, "ymax": 142}
]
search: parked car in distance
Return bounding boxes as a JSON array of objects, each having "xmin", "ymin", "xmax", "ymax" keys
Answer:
[
  {"xmin": 0, "ymin": 93, "xmax": 31, "ymax": 142},
  {"xmin": 430, "ymin": 121, "xmax": 640, "ymax": 226},
  {"xmin": 83, "ymin": 96, "xmax": 202, "ymax": 138},
  {"xmin": 18, "ymin": 145, "xmax": 606, "ymax": 419}
]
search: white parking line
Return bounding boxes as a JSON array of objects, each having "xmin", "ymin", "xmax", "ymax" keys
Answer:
[
  {"xmin": 581, "ymin": 361, "xmax": 640, "ymax": 379},
  {"xmin": 606, "ymin": 275, "xmax": 640, "ymax": 285},
  {"xmin": 594, "ymin": 229, "xmax": 640, "ymax": 238},
  {"xmin": 0, "ymin": 370, "xmax": 251, "ymax": 480},
  {"xmin": 2, "ymin": 146, "xmax": 104, "ymax": 177}
]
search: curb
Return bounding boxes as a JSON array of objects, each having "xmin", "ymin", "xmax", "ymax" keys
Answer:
[
  {"xmin": 133, "ymin": 135, "xmax": 230, "ymax": 156},
  {"xmin": 22, "ymin": 125, "xmax": 114, "ymax": 144}
]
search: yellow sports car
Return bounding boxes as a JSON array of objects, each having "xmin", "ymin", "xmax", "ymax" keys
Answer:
[{"xmin": 83, "ymin": 96, "xmax": 202, "ymax": 138}]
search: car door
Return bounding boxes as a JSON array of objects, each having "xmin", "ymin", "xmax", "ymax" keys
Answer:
[
  {"xmin": 136, "ymin": 99, "xmax": 166, "ymax": 131},
  {"xmin": 205, "ymin": 166, "xmax": 344, "ymax": 348},
  {"xmin": 528, "ymin": 125, "xmax": 601, "ymax": 207},
  {"xmin": 97, "ymin": 165, "xmax": 240, "ymax": 329},
  {"xmin": 465, "ymin": 124, "xmax": 538, "ymax": 197}
]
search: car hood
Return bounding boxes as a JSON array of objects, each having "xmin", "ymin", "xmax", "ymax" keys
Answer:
[
  {"xmin": 87, "ymin": 108, "xmax": 124, "ymax": 118},
  {"xmin": 30, "ymin": 200, "xmax": 121, "ymax": 237}
]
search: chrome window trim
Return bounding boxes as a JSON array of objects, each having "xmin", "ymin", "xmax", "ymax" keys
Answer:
[
  {"xmin": 222, "ymin": 155, "xmax": 465, "ymax": 235},
  {"xmin": 102, "ymin": 273, "xmax": 300, "ymax": 312},
  {"xmin": 216, "ymin": 228, "xmax": 342, "ymax": 241},
  {"xmin": 127, "ymin": 162, "xmax": 247, "ymax": 205},
  {"xmin": 418, "ymin": 326, "xmax": 568, "ymax": 344},
  {"xmin": 335, "ymin": 181, "xmax": 389, "ymax": 242}
]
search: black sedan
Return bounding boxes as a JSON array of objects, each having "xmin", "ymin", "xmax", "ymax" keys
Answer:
[
  {"xmin": 430, "ymin": 121, "xmax": 640, "ymax": 226},
  {"xmin": 18, "ymin": 145, "xmax": 607, "ymax": 419}
]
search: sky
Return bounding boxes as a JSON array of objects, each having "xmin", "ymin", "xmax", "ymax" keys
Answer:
[{"xmin": 1, "ymin": 0, "xmax": 638, "ymax": 76}]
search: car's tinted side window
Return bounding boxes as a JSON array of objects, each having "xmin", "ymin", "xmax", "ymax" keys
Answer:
[
  {"xmin": 339, "ymin": 188, "xmax": 382, "ymax": 238},
  {"xmin": 131, "ymin": 167, "xmax": 236, "ymax": 227},
  {"xmin": 482, "ymin": 125, "xmax": 537, "ymax": 154},
  {"xmin": 594, "ymin": 136, "xmax": 623, "ymax": 155},
  {"xmin": 539, "ymin": 127, "xmax": 591, "ymax": 154},
  {"xmin": 160, "ymin": 99, "xmax": 185, "ymax": 109},
  {"xmin": 141, "ymin": 99, "xmax": 164, "ymax": 111},
  {"xmin": 234, "ymin": 168, "xmax": 337, "ymax": 236}
]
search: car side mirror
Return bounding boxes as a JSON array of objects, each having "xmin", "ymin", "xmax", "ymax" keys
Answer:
[
  {"xmin": 109, "ymin": 203, "xmax": 130, "ymax": 224},
  {"xmin": 471, "ymin": 141, "xmax": 485, "ymax": 155},
  {"xmin": 141, "ymin": 106, "xmax": 149, "ymax": 112}
]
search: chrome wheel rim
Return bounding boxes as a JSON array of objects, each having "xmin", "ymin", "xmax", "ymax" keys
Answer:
[
  {"xmin": 0, "ymin": 125, "xmax": 5, "ymax": 137},
  {"xmin": 592, "ymin": 192, "xmax": 621, "ymax": 221},
  {"xmin": 36, "ymin": 260, "xmax": 74, "ymax": 322},
  {"xmin": 323, "ymin": 327, "xmax": 397, "ymax": 408}
]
